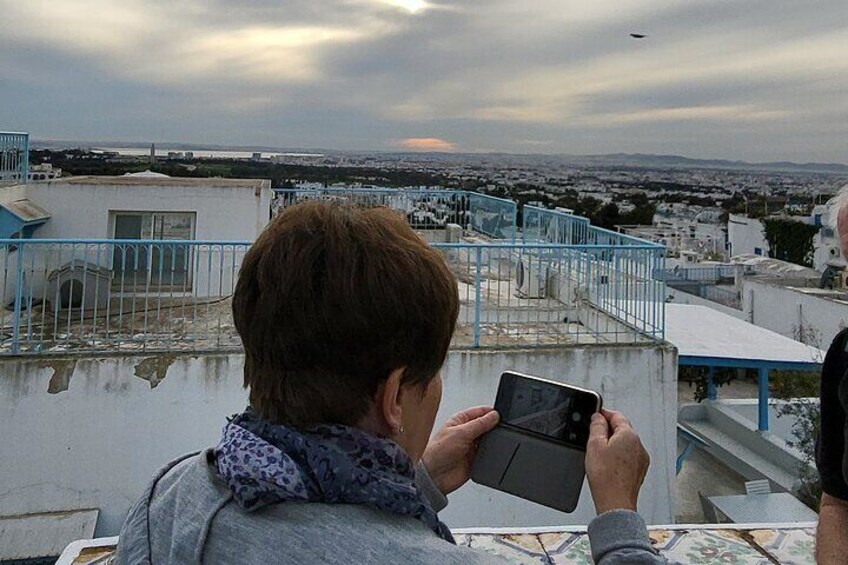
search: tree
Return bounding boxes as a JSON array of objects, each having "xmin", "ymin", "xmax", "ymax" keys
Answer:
[
  {"xmin": 771, "ymin": 323, "xmax": 823, "ymax": 510},
  {"xmin": 761, "ymin": 218, "xmax": 818, "ymax": 267},
  {"xmin": 595, "ymin": 202, "xmax": 620, "ymax": 230},
  {"xmin": 621, "ymin": 202, "xmax": 656, "ymax": 226}
]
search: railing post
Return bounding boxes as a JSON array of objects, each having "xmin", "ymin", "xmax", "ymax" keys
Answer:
[
  {"xmin": 22, "ymin": 133, "xmax": 29, "ymax": 183},
  {"xmin": 473, "ymin": 246, "xmax": 482, "ymax": 347},
  {"xmin": 510, "ymin": 202, "xmax": 517, "ymax": 243},
  {"xmin": 757, "ymin": 366, "xmax": 769, "ymax": 431},
  {"xmin": 10, "ymin": 243, "xmax": 25, "ymax": 355},
  {"xmin": 707, "ymin": 366, "xmax": 717, "ymax": 400}
]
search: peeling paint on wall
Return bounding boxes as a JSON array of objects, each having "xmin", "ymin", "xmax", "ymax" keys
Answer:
[
  {"xmin": 133, "ymin": 355, "xmax": 177, "ymax": 389},
  {"xmin": 40, "ymin": 360, "xmax": 78, "ymax": 394}
]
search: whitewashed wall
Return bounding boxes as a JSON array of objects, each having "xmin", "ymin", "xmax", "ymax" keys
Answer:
[
  {"xmin": 0, "ymin": 345, "xmax": 677, "ymax": 537},
  {"xmin": 5, "ymin": 179, "xmax": 272, "ymax": 299},
  {"xmin": 667, "ymin": 287, "xmax": 747, "ymax": 320},
  {"xmin": 26, "ymin": 178, "xmax": 272, "ymax": 242},
  {"xmin": 742, "ymin": 279, "xmax": 848, "ymax": 349},
  {"xmin": 727, "ymin": 214, "xmax": 769, "ymax": 258}
]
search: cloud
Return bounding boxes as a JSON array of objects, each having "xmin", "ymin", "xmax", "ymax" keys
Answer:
[
  {"xmin": 373, "ymin": 0, "xmax": 429, "ymax": 14},
  {"xmin": 1, "ymin": 0, "xmax": 847, "ymax": 162},
  {"xmin": 397, "ymin": 138, "xmax": 456, "ymax": 151},
  {"xmin": 575, "ymin": 105, "xmax": 791, "ymax": 128},
  {"xmin": 1, "ymin": 0, "xmax": 391, "ymax": 86}
]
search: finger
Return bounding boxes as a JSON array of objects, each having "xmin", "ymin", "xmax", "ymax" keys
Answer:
[
  {"xmin": 602, "ymin": 409, "xmax": 633, "ymax": 433},
  {"xmin": 455, "ymin": 410, "xmax": 500, "ymax": 440},
  {"xmin": 445, "ymin": 406, "xmax": 495, "ymax": 427},
  {"xmin": 588, "ymin": 412, "xmax": 609, "ymax": 446}
]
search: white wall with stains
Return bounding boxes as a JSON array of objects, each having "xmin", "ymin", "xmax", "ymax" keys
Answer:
[{"xmin": 0, "ymin": 345, "xmax": 677, "ymax": 537}]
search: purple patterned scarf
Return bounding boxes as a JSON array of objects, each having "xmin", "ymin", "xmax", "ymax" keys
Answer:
[{"xmin": 214, "ymin": 409, "xmax": 454, "ymax": 542}]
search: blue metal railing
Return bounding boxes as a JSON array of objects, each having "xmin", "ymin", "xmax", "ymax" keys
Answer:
[
  {"xmin": 466, "ymin": 192, "xmax": 517, "ymax": 240},
  {"xmin": 432, "ymin": 242, "xmax": 665, "ymax": 347},
  {"xmin": 522, "ymin": 205, "xmax": 663, "ymax": 248},
  {"xmin": 0, "ymin": 239, "xmax": 249, "ymax": 355},
  {"xmin": 274, "ymin": 188, "xmax": 517, "ymax": 241},
  {"xmin": 0, "ymin": 236, "xmax": 665, "ymax": 355},
  {"xmin": 0, "ymin": 132, "xmax": 29, "ymax": 185}
]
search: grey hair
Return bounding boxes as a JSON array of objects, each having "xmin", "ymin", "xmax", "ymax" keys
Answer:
[{"xmin": 828, "ymin": 184, "xmax": 848, "ymax": 230}]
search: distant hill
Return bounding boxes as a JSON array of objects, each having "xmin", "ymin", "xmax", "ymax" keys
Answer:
[{"xmin": 569, "ymin": 153, "xmax": 848, "ymax": 174}]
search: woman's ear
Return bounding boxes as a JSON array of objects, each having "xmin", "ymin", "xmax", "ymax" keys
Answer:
[{"xmin": 377, "ymin": 367, "xmax": 406, "ymax": 436}]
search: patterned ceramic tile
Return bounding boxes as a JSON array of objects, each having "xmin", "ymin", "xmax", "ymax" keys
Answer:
[
  {"xmin": 656, "ymin": 529, "xmax": 773, "ymax": 565},
  {"xmin": 749, "ymin": 528, "xmax": 816, "ymax": 565},
  {"xmin": 467, "ymin": 533, "xmax": 550, "ymax": 564},
  {"xmin": 61, "ymin": 527, "xmax": 818, "ymax": 564},
  {"xmin": 538, "ymin": 531, "xmax": 593, "ymax": 564}
]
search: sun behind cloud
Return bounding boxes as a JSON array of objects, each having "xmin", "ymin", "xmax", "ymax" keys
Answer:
[
  {"xmin": 397, "ymin": 138, "xmax": 455, "ymax": 152},
  {"xmin": 378, "ymin": 0, "xmax": 428, "ymax": 14}
]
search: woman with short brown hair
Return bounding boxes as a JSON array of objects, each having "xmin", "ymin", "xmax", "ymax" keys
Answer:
[{"xmin": 116, "ymin": 200, "xmax": 663, "ymax": 564}]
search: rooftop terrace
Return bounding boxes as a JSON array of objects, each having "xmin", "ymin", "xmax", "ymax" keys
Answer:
[{"xmin": 0, "ymin": 187, "xmax": 666, "ymax": 355}]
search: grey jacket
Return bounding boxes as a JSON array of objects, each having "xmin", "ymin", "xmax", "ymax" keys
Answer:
[{"xmin": 115, "ymin": 451, "xmax": 665, "ymax": 564}]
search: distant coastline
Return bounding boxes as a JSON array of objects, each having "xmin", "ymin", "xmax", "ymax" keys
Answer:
[
  {"xmin": 30, "ymin": 139, "xmax": 848, "ymax": 175},
  {"xmin": 97, "ymin": 147, "xmax": 325, "ymax": 160}
]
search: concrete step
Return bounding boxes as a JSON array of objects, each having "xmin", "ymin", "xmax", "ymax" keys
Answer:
[
  {"xmin": 680, "ymin": 418, "xmax": 797, "ymax": 492},
  {"xmin": 701, "ymin": 403, "xmax": 803, "ymax": 473}
]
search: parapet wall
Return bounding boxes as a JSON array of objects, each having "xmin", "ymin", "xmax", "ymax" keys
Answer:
[{"xmin": 0, "ymin": 343, "xmax": 676, "ymax": 536}]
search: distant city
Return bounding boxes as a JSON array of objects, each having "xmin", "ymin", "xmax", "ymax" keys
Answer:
[{"xmin": 29, "ymin": 140, "xmax": 848, "ymax": 229}]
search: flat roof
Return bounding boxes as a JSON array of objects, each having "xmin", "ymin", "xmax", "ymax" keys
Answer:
[
  {"xmin": 665, "ymin": 303, "xmax": 824, "ymax": 368},
  {"xmin": 785, "ymin": 285, "xmax": 848, "ymax": 306},
  {"xmin": 1, "ymin": 198, "xmax": 50, "ymax": 222},
  {"xmin": 53, "ymin": 176, "xmax": 270, "ymax": 189}
]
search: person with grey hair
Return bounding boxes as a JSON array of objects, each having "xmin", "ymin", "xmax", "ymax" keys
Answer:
[{"xmin": 816, "ymin": 184, "xmax": 848, "ymax": 563}]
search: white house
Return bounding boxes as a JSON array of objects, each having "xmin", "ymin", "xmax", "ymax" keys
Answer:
[
  {"xmin": 811, "ymin": 199, "xmax": 847, "ymax": 272},
  {"xmin": 727, "ymin": 214, "xmax": 769, "ymax": 258},
  {"xmin": 23, "ymin": 174, "xmax": 272, "ymax": 241},
  {"xmin": 0, "ymin": 174, "xmax": 273, "ymax": 306},
  {"xmin": 27, "ymin": 163, "xmax": 61, "ymax": 182}
]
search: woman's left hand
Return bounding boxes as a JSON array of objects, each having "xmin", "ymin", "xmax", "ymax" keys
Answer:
[{"xmin": 421, "ymin": 406, "xmax": 500, "ymax": 495}]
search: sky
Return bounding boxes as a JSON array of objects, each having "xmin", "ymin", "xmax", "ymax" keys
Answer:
[{"xmin": 1, "ymin": 0, "xmax": 846, "ymax": 162}]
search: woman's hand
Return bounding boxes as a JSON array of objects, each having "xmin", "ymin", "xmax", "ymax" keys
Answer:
[
  {"xmin": 585, "ymin": 409, "xmax": 650, "ymax": 515},
  {"xmin": 421, "ymin": 406, "xmax": 500, "ymax": 495}
]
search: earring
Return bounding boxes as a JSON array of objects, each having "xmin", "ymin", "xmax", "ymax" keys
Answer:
[{"xmin": 398, "ymin": 425, "xmax": 405, "ymax": 434}]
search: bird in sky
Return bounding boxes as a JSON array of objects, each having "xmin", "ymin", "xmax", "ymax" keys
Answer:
[{"xmin": 630, "ymin": 33, "xmax": 648, "ymax": 39}]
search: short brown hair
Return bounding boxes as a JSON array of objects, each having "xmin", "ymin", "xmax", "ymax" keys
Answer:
[{"xmin": 233, "ymin": 200, "xmax": 459, "ymax": 427}]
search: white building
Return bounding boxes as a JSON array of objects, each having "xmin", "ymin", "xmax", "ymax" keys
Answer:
[
  {"xmin": 727, "ymin": 214, "xmax": 769, "ymax": 258},
  {"xmin": 27, "ymin": 163, "xmax": 61, "ymax": 182},
  {"xmin": 623, "ymin": 220, "xmax": 727, "ymax": 261},
  {"xmin": 0, "ymin": 174, "xmax": 273, "ymax": 308},
  {"xmin": 666, "ymin": 253, "xmax": 842, "ymax": 349},
  {"xmin": 812, "ymin": 198, "xmax": 845, "ymax": 272},
  {"xmin": 22, "ymin": 174, "xmax": 272, "ymax": 241},
  {"xmin": 741, "ymin": 280, "xmax": 848, "ymax": 349}
]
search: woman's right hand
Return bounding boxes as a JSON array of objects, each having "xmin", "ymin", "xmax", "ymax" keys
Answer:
[
  {"xmin": 585, "ymin": 409, "xmax": 650, "ymax": 515},
  {"xmin": 422, "ymin": 407, "xmax": 500, "ymax": 496}
]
